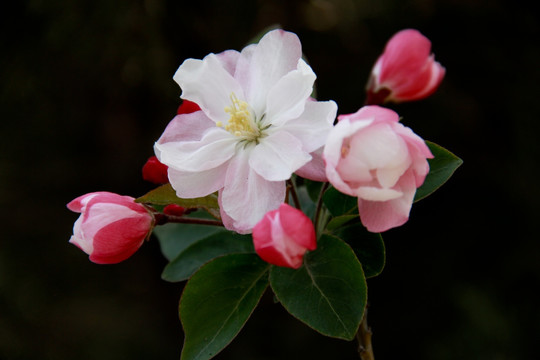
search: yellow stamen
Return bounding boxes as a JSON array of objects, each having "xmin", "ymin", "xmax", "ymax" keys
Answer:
[{"xmin": 222, "ymin": 93, "xmax": 258, "ymax": 139}]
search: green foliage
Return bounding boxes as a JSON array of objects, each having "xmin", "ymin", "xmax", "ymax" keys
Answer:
[
  {"xmin": 179, "ymin": 254, "xmax": 269, "ymax": 360},
  {"xmin": 136, "ymin": 184, "xmax": 221, "ymax": 219},
  {"xmin": 331, "ymin": 221, "xmax": 385, "ymax": 278},
  {"xmin": 162, "ymin": 231, "xmax": 254, "ymax": 282},
  {"xmin": 415, "ymin": 141, "xmax": 463, "ymax": 202},
  {"xmin": 322, "ymin": 186, "xmax": 358, "ymax": 217},
  {"xmin": 270, "ymin": 235, "xmax": 367, "ymax": 340}
]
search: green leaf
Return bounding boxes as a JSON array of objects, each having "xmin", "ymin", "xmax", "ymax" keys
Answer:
[
  {"xmin": 325, "ymin": 215, "xmax": 358, "ymax": 232},
  {"xmin": 322, "ymin": 186, "xmax": 358, "ymax": 217},
  {"xmin": 270, "ymin": 235, "xmax": 367, "ymax": 340},
  {"xmin": 415, "ymin": 141, "xmax": 463, "ymax": 202},
  {"xmin": 304, "ymin": 179, "xmax": 324, "ymax": 203},
  {"xmin": 332, "ymin": 222, "xmax": 385, "ymax": 278},
  {"xmin": 136, "ymin": 184, "xmax": 221, "ymax": 219},
  {"xmin": 153, "ymin": 215, "xmax": 222, "ymax": 261},
  {"xmin": 162, "ymin": 231, "xmax": 254, "ymax": 282},
  {"xmin": 180, "ymin": 254, "xmax": 269, "ymax": 360}
]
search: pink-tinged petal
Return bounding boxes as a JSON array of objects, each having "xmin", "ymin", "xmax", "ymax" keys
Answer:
[
  {"xmin": 238, "ymin": 30, "xmax": 303, "ymax": 117},
  {"xmin": 249, "ymin": 131, "xmax": 311, "ymax": 181},
  {"xmin": 157, "ymin": 111, "xmax": 214, "ymax": 145},
  {"xmin": 264, "ymin": 59, "xmax": 316, "ymax": 127},
  {"xmin": 167, "ymin": 164, "xmax": 228, "ymax": 199},
  {"xmin": 69, "ymin": 216, "xmax": 93, "ymax": 254},
  {"xmin": 281, "ymin": 100, "xmax": 337, "ymax": 153},
  {"xmin": 90, "ymin": 217, "xmax": 150, "ymax": 264},
  {"xmin": 66, "ymin": 192, "xmax": 104, "ymax": 213},
  {"xmin": 278, "ymin": 204, "xmax": 316, "ymax": 250},
  {"xmin": 220, "ymin": 151, "xmax": 286, "ymax": 233},
  {"xmin": 252, "ymin": 204, "xmax": 315, "ymax": 268},
  {"xmin": 356, "ymin": 186, "xmax": 403, "ymax": 201},
  {"xmin": 295, "ymin": 147, "xmax": 327, "ymax": 182},
  {"xmin": 156, "ymin": 128, "xmax": 236, "ymax": 172},
  {"xmin": 216, "ymin": 50, "xmax": 241, "ymax": 76},
  {"xmin": 378, "ymin": 29, "xmax": 432, "ymax": 84},
  {"xmin": 339, "ymin": 105, "xmax": 399, "ymax": 125},
  {"xmin": 358, "ymin": 170, "xmax": 416, "ymax": 232},
  {"xmin": 80, "ymin": 203, "xmax": 145, "ymax": 241},
  {"xmin": 174, "ymin": 54, "xmax": 245, "ymax": 124}
]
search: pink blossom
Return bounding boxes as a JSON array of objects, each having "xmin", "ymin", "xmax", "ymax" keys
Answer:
[
  {"xmin": 323, "ymin": 106, "xmax": 433, "ymax": 232},
  {"xmin": 155, "ymin": 30, "xmax": 337, "ymax": 233},
  {"xmin": 252, "ymin": 203, "xmax": 316, "ymax": 269},
  {"xmin": 366, "ymin": 29, "xmax": 445, "ymax": 104},
  {"xmin": 67, "ymin": 192, "xmax": 153, "ymax": 264}
]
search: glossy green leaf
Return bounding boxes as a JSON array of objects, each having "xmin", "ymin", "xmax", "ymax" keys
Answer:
[
  {"xmin": 322, "ymin": 186, "xmax": 358, "ymax": 217},
  {"xmin": 152, "ymin": 214, "xmax": 223, "ymax": 261},
  {"xmin": 303, "ymin": 179, "xmax": 325, "ymax": 203},
  {"xmin": 325, "ymin": 215, "xmax": 358, "ymax": 231},
  {"xmin": 270, "ymin": 235, "xmax": 367, "ymax": 340},
  {"xmin": 180, "ymin": 254, "xmax": 269, "ymax": 360},
  {"xmin": 332, "ymin": 222, "xmax": 385, "ymax": 278},
  {"xmin": 162, "ymin": 231, "xmax": 254, "ymax": 282},
  {"xmin": 415, "ymin": 141, "xmax": 463, "ymax": 202},
  {"xmin": 135, "ymin": 184, "xmax": 221, "ymax": 219}
]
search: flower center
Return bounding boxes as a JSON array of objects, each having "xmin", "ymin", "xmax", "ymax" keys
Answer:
[{"xmin": 218, "ymin": 93, "xmax": 261, "ymax": 142}]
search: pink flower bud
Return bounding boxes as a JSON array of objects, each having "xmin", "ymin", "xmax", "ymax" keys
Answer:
[
  {"xmin": 163, "ymin": 204, "xmax": 186, "ymax": 217},
  {"xmin": 324, "ymin": 106, "xmax": 433, "ymax": 232},
  {"xmin": 366, "ymin": 29, "xmax": 445, "ymax": 104},
  {"xmin": 67, "ymin": 192, "xmax": 153, "ymax": 264},
  {"xmin": 252, "ymin": 203, "xmax": 316, "ymax": 269},
  {"xmin": 142, "ymin": 156, "xmax": 169, "ymax": 184},
  {"xmin": 176, "ymin": 99, "xmax": 201, "ymax": 114}
]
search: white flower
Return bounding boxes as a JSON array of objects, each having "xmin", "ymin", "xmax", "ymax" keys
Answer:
[{"xmin": 155, "ymin": 30, "xmax": 337, "ymax": 233}]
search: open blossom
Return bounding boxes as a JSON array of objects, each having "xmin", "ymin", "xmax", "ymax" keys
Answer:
[
  {"xmin": 67, "ymin": 192, "xmax": 153, "ymax": 264},
  {"xmin": 252, "ymin": 203, "xmax": 316, "ymax": 269},
  {"xmin": 324, "ymin": 106, "xmax": 433, "ymax": 232},
  {"xmin": 366, "ymin": 29, "xmax": 445, "ymax": 104},
  {"xmin": 154, "ymin": 30, "xmax": 337, "ymax": 233}
]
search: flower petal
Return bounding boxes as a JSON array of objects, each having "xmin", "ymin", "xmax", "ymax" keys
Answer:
[
  {"xmin": 284, "ymin": 100, "xmax": 337, "ymax": 153},
  {"xmin": 167, "ymin": 164, "xmax": 228, "ymax": 199},
  {"xmin": 174, "ymin": 54, "xmax": 244, "ymax": 124},
  {"xmin": 155, "ymin": 128, "xmax": 236, "ymax": 172},
  {"xmin": 237, "ymin": 30, "xmax": 303, "ymax": 117},
  {"xmin": 295, "ymin": 147, "xmax": 327, "ymax": 182},
  {"xmin": 249, "ymin": 131, "xmax": 311, "ymax": 181},
  {"xmin": 263, "ymin": 59, "xmax": 316, "ymax": 127},
  {"xmin": 156, "ymin": 111, "xmax": 215, "ymax": 145},
  {"xmin": 220, "ymin": 151, "xmax": 286, "ymax": 232}
]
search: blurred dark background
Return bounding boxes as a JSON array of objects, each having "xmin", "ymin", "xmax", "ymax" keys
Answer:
[{"xmin": 1, "ymin": 0, "xmax": 539, "ymax": 359}]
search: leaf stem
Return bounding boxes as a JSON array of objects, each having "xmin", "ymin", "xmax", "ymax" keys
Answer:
[
  {"xmin": 356, "ymin": 307, "xmax": 375, "ymax": 360},
  {"xmin": 286, "ymin": 179, "xmax": 302, "ymax": 211},
  {"xmin": 313, "ymin": 182, "xmax": 330, "ymax": 235},
  {"xmin": 152, "ymin": 213, "xmax": 224, "ymax": 227}
]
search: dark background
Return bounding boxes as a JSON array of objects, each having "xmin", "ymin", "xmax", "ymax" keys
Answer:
[{"xmin": 1, "ymin": 0, "xmax": 539, "ymax": 359}]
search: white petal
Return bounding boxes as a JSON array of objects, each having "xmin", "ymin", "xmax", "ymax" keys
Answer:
[
  {"xmin": 174, "ymin": 54, "xmax": 244, "ymax": 124},
  {"xmin": 168, "ymin": 165, "xmax": 227, "ymax": 199},
  {"xmin": 221, "ymin": 151, "xmax": 286, "ymax": 232},
  {"xmin": 280, "ymin": 100, "xmax": 337, "ymax": 153},
  {"xmin": 249, "ymin": 131, "xmax": 311, "ymax": 181},
  {"xmin": 238, "ymin": 30, "xmax": 303, "ymax": 117},
  {"xmin": 156, "ymin": 111, "xmax": 215, "ymax": 145},
  {"xmin": 264, "ymin": 59, "xmax": 316, "ymax": 127},
  {"xmin": 156, "ymin": 128, "xmax": 236, "ymax": 172},
  {"xmin": 356, "ymin": 186, "xmax": 403, "ymax": 201}
]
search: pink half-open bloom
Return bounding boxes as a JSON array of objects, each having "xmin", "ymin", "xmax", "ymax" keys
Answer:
[
  {"xmin": 366, "ymin": 29, "xmax": 445, "ymax": 104},
  {"xmin": 253, "ymin": 203, "xmax": 316, "ymax": 269},
  {"xmin": 154, "ymin": 30, "xmax": 337, "ymax": 233},
  {"xmin": 323, "ymin": 106, "xmax": 433, "ymax": 232},
  {"xmin": 67, "ymin": 192, "xmax": 153, "ymax": 264}
]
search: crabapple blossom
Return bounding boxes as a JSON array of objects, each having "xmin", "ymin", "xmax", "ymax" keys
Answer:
[
  {"xmin": 67, "ymin": 192, "xmax": 153, "ymax": 264},
  {"xmin": 366, "ymin": 29, "xmax": 445, "ymax": 104},
  {"xmin": 323, "ymin": 106, "xmax": 433, "ymax": 232},
  {"xmin": 252, "ymin": 203, "xmax": 316, "ymax": 269},
  {"xmin": 154, "ymin": 29, "xmax": 337, "ymax": 233}
]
